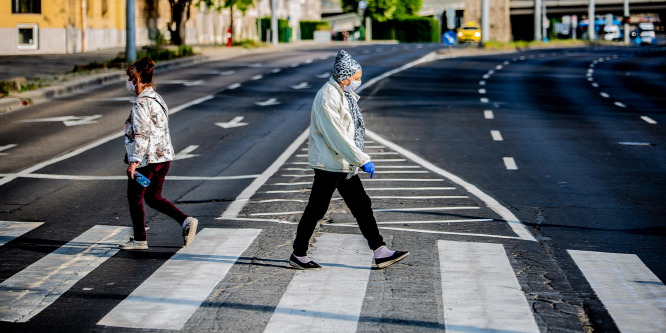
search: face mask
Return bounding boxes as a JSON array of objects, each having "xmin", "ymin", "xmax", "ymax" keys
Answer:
[
  {"xmin": 126, "ymin": 79, "xmax": 136, "ymax": 95},
  {"xmin": 344, "ymin": 80, "xmax": 361, "ymax": 93}
]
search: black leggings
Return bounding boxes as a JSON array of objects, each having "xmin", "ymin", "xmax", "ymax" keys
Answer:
[{"xmin": 293, "ymin": 169, "xmax": 385, "ymax": 256}]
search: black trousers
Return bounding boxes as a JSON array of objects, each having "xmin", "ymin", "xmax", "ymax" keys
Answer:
[{"xmin": 293, "ymin": 169, "xmax": 385, "ymax": 256}]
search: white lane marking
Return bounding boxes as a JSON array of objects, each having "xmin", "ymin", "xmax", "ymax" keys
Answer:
[
  {"xmin": 367, "ymin": 159, "xmax": 406, "ymax": 162},
  {"xmin": 614, "ymin": 102, "xmax": 627, "ymax": 108},
  {"xmin": 219, "ymin": 70, "xmax": 235, "ymax": 76},
  {"xmin": 219, "ymin": 129, "xmax": 310, "ymax": 220},
  {"xmin": 587, "ymin": 69, "xmax": 594, "ymax": 73},
  {"xmin": 160, "ymin": 80, "xmax": 205, "ymax": 86},
  {"xmin": 479, "ymin": 88, "xmax": 486, "ymax": 94},
  {"xmin": 0, "ymin": 144, "xmax": 18, "ymax": 155},
  {"xmin": 1, "ymin": 174, "xmax": 258, "ymax": 181},
  {"xmin": 89, "ymin": 96, "xmax": 135, "ymax": 103},
  {"xmin": 269, "ymin": 182, "xmax": 312, "ymax": 186},
  {"xmin": 491, "ymin": 130, "xmax": 504, "ymax": 141},
  {"xmin": 316, "ymin": 72, "xmax": 330, "ymax": 79},
  {"xmin": 366, "ymin": 195, "xmax": 468, "ymax": 200},
  {"xmin": 484, "ymin": 110, "xmax": 494, "ymax": 119},
  {"xmin": 600, "ymin": 92, "xmax": 610, "ymax": 98},
  {"xmin": 364, "ymin": 178, "xmax": 444, "ymax": 182},
  {"xmin": 375, "ymin": 165, "xmax": 421, "ymax": 168},
  {"xmin": 216, "ymin": 116, "xmax": 249, "ymax": 128},
  {"xmin": 271, "ymin": 68, "xmax": 281, "ymax": 73},
  {"xmin": 376, "ymin": 171, "xmax": 429, "ymax": 174},
  {"xmin": 251, "ymin": 75, "xmax": 263, "ymax": 80},
  {"xmin": 503, "ymin": 61, "xmax": 510, "ymax": 65},
  {"xmin": 479, "ymin": 80, "xmax": 486, "ymax": 86},
  {"xmin": 173, "ymin": 145, "xmax": 201, "ymax": 160},
  {"xmin": 0, "ymin": 225, "xmax": 132, "ymax": 323},
  {"xmin": 19, "ymin": 115, "xmax": 103, "ymax": 127},
  {"xmin": 488, "ymin": 70, "xmax": 495, "ymax": 75},
  {"xmin": 519, "ymin": 56, "xmax": 526, "ymax": 60},
  {"xmin": 439, "ymin": 241, "xmax": 539, "ymax": 333},
  {"xmin": 495, "ymin": 65, "xmax": 503, "ymax": 70},
  {"xmin": 587, "ymin": 77, "xmax": 594, "ymax": 82},
  {"xmin": 290, "ymin": 63, "xmax": 299, "ymax": 68},
  {"xmin": 98, "ymin": 228, "xmax": 261, "ymax": 330},
  {"xmin": 641, "ymin": 116, "xmax": 658, "ymax": 124},
  {"xmin": 0, "ymin": 221, "xmax": 43, "ymax": 247},
  {"xmin": 291, "ymin": 82, "xmax": 310, "ymax": 90},
  {"xmin": 251, "ymin": 211, "xmax": 301, "ymax": 216},
  {"xmin": 371, "ymin": 219, "xmax": 492, "ymax": 225},
  {"xmin": 304, "ymin": 59, "xmax": 313, "ymax": 64},
  {"xmin": 618, "ymin": 142, "xmax": 654, "ymax": 146},
  {"xmin": 334, "ymin": 223, "xmax": 526, "ymax": 240},
  {"xmin": 483, "ymin": 74, "xmax": 490, "ymax": 79},
  {"xmin": 254, "ymin": 199, "xmax": 309, "ymax": 203},
  {"xmin": 248, "ymin": 63, "xmax": 263, "ymax": 68},
  {"xmin": 0, "ymin": 95, "xmax": 213, "ymax": 187},
  {"xmin": 586, "ymin": 73, "xmax": 593, "ymax": 77},
  {"xmin": 227, "ymin": 83, "xmax": 241, "ymax": 90},
  {"xmin": 369, "ymin": 152, "xmax": 400, "ymax": 155},
  {"xmin": 264, "ymin": 233, "xmax": 372, "ymax": 333},
  {"xmin": 280, "ymin": 174, "xmax": 313, "ymax": 178},
  {"xmin": 368, "ymin": 130, "xmax": 535, "ymax": 241},
  {"xmin": 503, "ymin": 157, "xmax": 518, "ymax": 170},
  {"xmin": 592, "ymin": 82, "xmax": 599, "ymax": 88},
  {"xmin": 480, "ymin": 98, "xmax": 489, "ymax": 103},
  {"xmin": 373, "ymin": 206, "xmax": 480, "ymax": 212},
  {"xmin": 568, "ymin": 250, "xmax": 666, "ymax": 333},
  {"xmin": 255, "ymin": 98, "xmax": 281, "ymax": 106},
  {"xmin": 363, "ymin": 145, "xmax": 386, "ymax": 149}
]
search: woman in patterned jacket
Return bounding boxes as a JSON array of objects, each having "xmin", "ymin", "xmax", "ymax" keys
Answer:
[
  {"xmin": 288, "ymin": 50, "xmax": 409, "ymax": 270},
  {"xmin": 120, "ymin": 57, "xmax": 198, "ymax": 251}
]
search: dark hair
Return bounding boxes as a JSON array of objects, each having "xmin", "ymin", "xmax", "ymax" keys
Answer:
[{"xmin": 126, "ymin": 57, "xmax": 155, "ymax": 86}]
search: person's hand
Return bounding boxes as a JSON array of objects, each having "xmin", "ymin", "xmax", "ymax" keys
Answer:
[
  {"xmin": 127, "ymin": 162, "xmax": 138, "ymax": 180},
  {"xmin": 361, "ymin": 162, "xmax": 375, "ymax": 178}
]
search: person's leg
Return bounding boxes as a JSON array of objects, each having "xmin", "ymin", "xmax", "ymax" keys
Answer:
[
  {"xmin": 143, "ymin": 162, "xmax": 188, "ymax": 225},
  {"xmin": 127, "ymin": 166, "xmax": 151, "ymax": 242},
  {"xmin": 336, "ymin": 175, "xmax": 385, "ymax": 251},
  {"xmin": 292, "ymin": 169, "xmax": 339, "ymax": 256}
]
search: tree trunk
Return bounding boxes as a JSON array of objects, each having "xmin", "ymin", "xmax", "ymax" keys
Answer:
[{"xmin": 168, "ymin": 0, "xmax": 191, "ymax": 45}]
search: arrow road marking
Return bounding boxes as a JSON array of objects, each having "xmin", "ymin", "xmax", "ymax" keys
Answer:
[
  {"xmin": 159, "ymin": 80, "xmax": 205, "ymax": 87},
  {"xmin": 291, "ymin": 82, "xmax": 309, "ymax": 90},
  {"xmin": 255, "ymin": 98, "xmax": 280, "ymax": 106},
  {"xmin": 0, "ymin": 144, "xmax": 18, "ymax": 156},
  {"xmin": 173, "ymin": 145, "xmax": 201, "ymax": 160},
  {"xmin": 316, "ymin": 72, "xmax": 331, "ymax": 79},
  {"xmin": 19, "ymin": 115, "xmax": 102, "ymax": 127},
  {"xmin": 215, "ymin": 116, "xmax": 248, "ymax": 129}
]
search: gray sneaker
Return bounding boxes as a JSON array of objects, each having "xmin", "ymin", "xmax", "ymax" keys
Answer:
[
  {"xmin": 119, "ymin": 238, "xmax": 148, "ymax": 251},
  {"xmin": 182, "ymin": 217, "xmax": 198, "ymax": 246}
]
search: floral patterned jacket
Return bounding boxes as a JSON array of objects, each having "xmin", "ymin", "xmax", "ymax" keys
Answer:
[{"xmin": 124, "ymin": 87, "xmax": 175, "ymax": 167}]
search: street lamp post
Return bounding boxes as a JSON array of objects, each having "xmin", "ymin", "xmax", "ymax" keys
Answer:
[
  {"xmin": 481, "ymin": 0, "xmax": 489, "ymax": 44},
  {"xmin": 534, "ymin": 0, "xmax": 542, "ymax": 41},
  {"xmin": 624, "ymin": 0, "xmax": 630, "ymax": 44},
  {"xmin": 126, "ymin": 0, "xmax": 136, "ymax": 62},
  {"xmin": 271, "ymin": 0, "xmax": 278, "ymax": 45},
  {"xmin": 588, "ymin": 0, "xmax": 595, "ymax": 40}
]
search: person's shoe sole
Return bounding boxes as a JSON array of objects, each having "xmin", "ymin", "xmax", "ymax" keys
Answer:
[
  {"xmin": 375, "ymin": 251, "xmax": 409, "ymax": 269},
  {"xmin": 184, "ymin": 218, "xmax": 198, "ymax": 247},
  {"xmin": 288, "ymin": 259, "xmax": 322, "ymax": 270}
]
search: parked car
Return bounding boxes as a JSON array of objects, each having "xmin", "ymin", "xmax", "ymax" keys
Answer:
[{"xmin": 457, "ymin": 22, "xmax": 481, "ymax": 43}]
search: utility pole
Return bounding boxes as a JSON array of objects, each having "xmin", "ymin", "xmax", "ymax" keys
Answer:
[
  {"xmin": 542, "ymin": 0, "xmax": 547, "ymax": 41},
  {"xmin": 271, "ymin": 0, "xmax": 278, "ymax": 45},
  {"xmin": 81, "ymin": 0, "xmax": 86, "ymax": 52},
  {"xmin": 624, "ymin": 0, "xmax": 630, "ymax": 44},
  {"xmin": 126, "ymin": 0, "xmax": 136, "ymax": 62},
  {"xmin": 481, "ymin": 0, "xmax": 489, "ymax": 44},
  {"xmin": 534, "ymin": 0, "xmax": 542, "ymax": 41},
  {"xmin": 588, "ymin": 0, "xmax": 595, "ymax": 40}
]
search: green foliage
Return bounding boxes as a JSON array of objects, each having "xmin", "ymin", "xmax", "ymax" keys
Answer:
[
  {"xmin": 259, "ymin": 18, "xmax": 292, "ymax": 43},
  {"xmin": 396, "ymin": 0, "xmax": 421, "ymax": 16},
  {"xmin": 368, "ymin": 0, "xmax": 398, "ymax": 21},
  {"xmin": 196, "ymin": 0, "xmax": 254, "ymax": 13},
  {"xmin": 372, "ymin": 17, "xmax": 439, "ymax": 43},
  {"xmin": 300, "ymin": 21, "xmax": 330, "ymax": 40},
  {"xmin": 341, "ymin": 0, "xmax": 422, "ymax": 22},
  {"xmin": 137, "ymin": 45, "xmax": 195, "ymax": 61},
  {"xmin": 232, "ymin": 39, "xmax": 263, "ymax": 48},
  {"xmin": 149, "ymin": 29, "xmax": 170, "ymax": 45}
]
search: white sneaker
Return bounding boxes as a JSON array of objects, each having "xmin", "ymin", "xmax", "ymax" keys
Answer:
[
  {"xmin": 182, "ymin": 217, "xmax": 198, "ymax": 246},
  {"xmin": 119, "ymin": 238, "xmax": 148, "ymax": 251}
]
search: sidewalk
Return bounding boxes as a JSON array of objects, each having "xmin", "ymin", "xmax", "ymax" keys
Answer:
[{"xmin": 0, "ymin": 41, "xmax": 513, "ymax": 114}]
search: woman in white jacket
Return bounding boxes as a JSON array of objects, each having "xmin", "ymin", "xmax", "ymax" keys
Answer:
[
  {"xmin": 289, "ymin": 50, "xmax": 409, "ymax": 270},
  {"xmin": 120, "ymin": 57, "xmax": 198, "ymax": 251}
]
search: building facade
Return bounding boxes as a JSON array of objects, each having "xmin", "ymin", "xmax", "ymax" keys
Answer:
[{"xmin": 1, "ymin": 0, "xmax": 321, "ymax": 55}]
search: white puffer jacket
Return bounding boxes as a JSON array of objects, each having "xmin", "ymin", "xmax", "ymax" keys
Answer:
[{"xmin": 308, "ymin": 77, "xmax": 371, "ymax": 173}]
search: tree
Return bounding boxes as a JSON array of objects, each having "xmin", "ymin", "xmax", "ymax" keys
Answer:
[
  {"xmin": 168, "ymin": 0, "xmax": 192, "ymax": 45},
  {"xmin": 341, "ymin": 0, "xmax": 422, "ymax": 22},
  {"xmin": 398, "ymin": 0, "xmax": 421, "ymax": 16}
]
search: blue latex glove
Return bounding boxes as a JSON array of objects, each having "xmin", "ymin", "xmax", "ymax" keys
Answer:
[{"xmin": 361, "ymin": 162, "xmax": 375, "ymax": 178}]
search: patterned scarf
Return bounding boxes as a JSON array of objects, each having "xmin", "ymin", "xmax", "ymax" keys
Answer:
[{"xmin": 332, "ymin": 50, "xmax": 365, "ymax": 179}]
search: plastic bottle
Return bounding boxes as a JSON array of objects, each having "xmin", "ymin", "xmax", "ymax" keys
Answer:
[{"xmin": 133, "ymin": 172, "xmax": 151, "ymax": 187}]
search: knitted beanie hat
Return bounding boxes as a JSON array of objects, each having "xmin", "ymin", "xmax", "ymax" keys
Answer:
[{"xmin": 332, "ymin": 50, "xmax": 362, "ymax": 82}]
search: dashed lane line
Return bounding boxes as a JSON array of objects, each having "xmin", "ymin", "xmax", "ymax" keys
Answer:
[
  {"xmin": 641, "ymin": 116, "xmax": 658, "ymax": 124},
  {"xmin": 503, "ymin": 157, "xmax": 518, "ymax": 170}
]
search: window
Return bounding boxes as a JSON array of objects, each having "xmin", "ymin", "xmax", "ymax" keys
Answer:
[
  {"xmin": 17, "ymin": 24, "xmax": 38, "ymax": 50},
  {"xmin": 12, "ymin": 0, "xmax": 41, "ymax": 14}
]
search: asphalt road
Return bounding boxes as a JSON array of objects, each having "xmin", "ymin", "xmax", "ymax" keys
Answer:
[{"xmin": 0, "ymin": 43, "xmax": 664, "ymax": 332}]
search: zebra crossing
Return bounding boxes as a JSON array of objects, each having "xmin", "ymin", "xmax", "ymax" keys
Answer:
[{"xmin": 0, "ymin": 221, "xmax": 664, "ymax": 331}]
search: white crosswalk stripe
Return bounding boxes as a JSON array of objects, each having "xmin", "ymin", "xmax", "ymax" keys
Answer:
[
  {"xmin": 438, "ymin": 240, "xmax": 539, "ymax": 332},
  {"xmin": 0, "ymin": 221, "xmax": 43, "ymax": 247},
  {"xmin": 98, "ymin": 228, "xmax": 261, "ymax": 330},
  {"xmin": 568, "ymin": 250, "xmax": 666, "ymax": 333},
  {"xmin": 264, "ymin": 233, "xmax": 372, "ymax": 332},
  {"xmin": 0, "ymin": 225, "xmax": 132, "ymax": 322}
]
